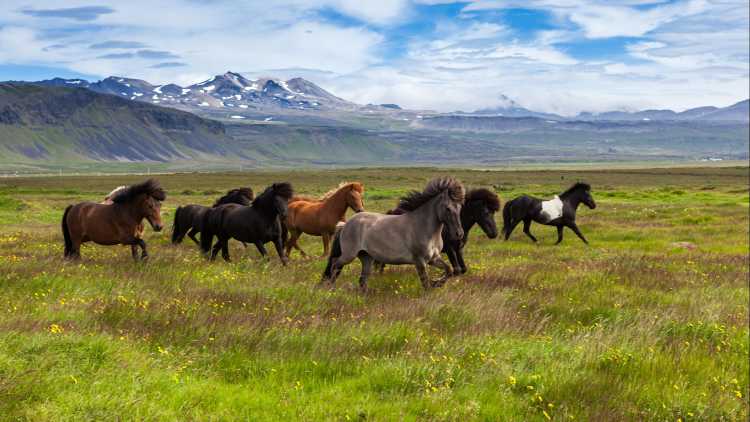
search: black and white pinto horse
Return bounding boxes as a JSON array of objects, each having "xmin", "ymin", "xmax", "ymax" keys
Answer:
[{"xmin": 502, "ymin": 182, "xmax": 596, "ymax": 244}]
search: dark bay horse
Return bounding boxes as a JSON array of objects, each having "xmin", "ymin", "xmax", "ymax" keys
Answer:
[
  {"xmin": 322, "ymin": 177, "xmax": 464, "ymax": 291},
  {"xmin": 200, "ymin": 183, "xmax": 293, "ymax": 264},
  {"xmin": 378, "ymin": 187, "xmax": 500, "ymax": 275},
  {"xmin": 62, "ymin": 179, "xmax": 166, "ymax": 260},
  {"xmin": 171, "ymin": 188, "xmax": 254, "ymax": 245},
  {"xmin": 284, "ymin": 182, "xmax": 365, "ymax": 258},
  {"xmin": 502, "ymin": 182, "xmax": 596, "ymax": 244}
]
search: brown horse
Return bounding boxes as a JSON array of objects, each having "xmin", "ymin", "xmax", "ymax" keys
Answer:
[
  {"xmin": 62, "ymin": 179, "xmax": 166, "ymax": 261},
  {"xmin": 284, "ymin": 182, "xmax": 365, "ymax": 257}
]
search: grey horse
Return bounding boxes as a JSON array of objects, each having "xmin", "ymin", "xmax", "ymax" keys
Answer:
[{"xmin": 322, "ymin": 177, "xmax": 465, "ymax": 291}]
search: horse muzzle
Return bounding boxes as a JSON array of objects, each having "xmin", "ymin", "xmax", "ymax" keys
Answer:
[{"xmin": 152, "ymin": 223, "xmax": 163, "ymax": 232}]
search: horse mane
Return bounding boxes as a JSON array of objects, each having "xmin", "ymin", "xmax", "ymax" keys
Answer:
[
  {"xmin": 561, "ymin": 182, "xmax": 591, "ymax": 197},
  {"xmin": 110, "ymin": 179, "xmax": 166, "ymax": 203},
  {"xmin": 213, "ymin": 187, "xmax": 254, "ymax": 207},
  {"xmin": 104, "ymin": 186, "xmax": 127, "ymax": 201},
  {"xmin": 397, "ymin": 177, "xmax": 464, "ymax": 212},
  {"xmin": 252, "ymin": 182, "xmax": 294, "ymax": 210},
  {"xmin": 465, "ymin": 188, "xmax": 500, "ymax": 212},
  {"xmin": 321, "ymin": 182, "xmax": 364, "ymax": 201}
]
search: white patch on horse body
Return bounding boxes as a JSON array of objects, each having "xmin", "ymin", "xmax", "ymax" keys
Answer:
[{"xmin": 540, "ymin": 196, "xmax": 563, "ymax": 222}]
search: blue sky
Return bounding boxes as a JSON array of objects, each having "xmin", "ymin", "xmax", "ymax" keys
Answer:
[{"xmin": 0, "ymin": 0, "xmax": 747, "ymax": 114}]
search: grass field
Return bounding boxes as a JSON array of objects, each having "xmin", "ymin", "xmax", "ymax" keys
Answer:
[{"xmin": 0, "ymin": 167, "xmax": 747, "ymax": 421}]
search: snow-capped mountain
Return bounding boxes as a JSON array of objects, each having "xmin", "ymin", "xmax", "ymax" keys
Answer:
[{"xmin": 31, "ymin": 71, "xmax": 360, "ymax": 114}]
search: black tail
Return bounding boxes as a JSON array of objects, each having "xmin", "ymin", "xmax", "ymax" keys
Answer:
[
  {"xmin": 502, "ymin": 199, "xmax": 514, "ymax": 239},
  {"xmin": 61, "ymin": 205, "xmax": 73, "ymax": 257},
  {"xmin": 322, "ymin": 226, "xmax": 343, "ymax": 279},
  {"xmin": 171, "ymin": 206, "xmax": 184, "ymax": 244}
]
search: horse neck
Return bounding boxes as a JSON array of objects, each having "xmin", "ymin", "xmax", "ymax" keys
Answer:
[
  {"xmin": 460, "ymin": 204, "xmax": 476, "ymax": 237},
  {"xmin": 560, "ymin": 191, "xmax": 582, "ymax": 210},
  {"xmin": 252, "ymin": 196, "xmax": 279, "ymax": 221},
  {"xmin": 321, "ymin": 187, "xmax": 352, "ymax": 216},
  {"xmin": 409, "ymin": 195, "xmax": 444, "ymax": 236},
  {"xmin": 116, "ymin": 201, "xmax": 145, "ymax": 222}
]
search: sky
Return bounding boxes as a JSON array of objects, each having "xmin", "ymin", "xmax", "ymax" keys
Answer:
[{"xmin": 0, "ymin": 0, "xmax": 747, "ymax": 115}]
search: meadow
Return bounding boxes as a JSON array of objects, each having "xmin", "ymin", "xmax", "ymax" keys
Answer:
[{"xmin": 0, "ymin": 166, "xmax": 747, "ymax": 421}]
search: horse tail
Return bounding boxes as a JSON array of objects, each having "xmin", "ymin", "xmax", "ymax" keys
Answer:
[
  {"xmin": 61, "ymin": 205, "xmax": 73, "ymax": 257},
  {"xmin": 502, "ymin": 199, "xmax": 514, "ymax": 239},
  {"xmin": 322, "ymin": 222, "xmax": 345, "ymax": 279},
  {"xmin": 171, "ymin": 206, "xmax": 184, "ymax": 244}
]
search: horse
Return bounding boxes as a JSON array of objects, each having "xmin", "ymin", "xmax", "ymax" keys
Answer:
[
  {"xmin": 377, "ymin": 187, "xmax": 500, "ymax": 275},
  {"xmin": 502, "ymin": 182, "xmax": 596, "ymax": 244},
  {"xmin": 200, "ymin": 183, "xmax": 293, "ymax": 264},
  {"xmin": 284, "ymin": 182, "xmax": 365, "ymax": 258},
  {"xmin": 322, "ymin": 177, "xmax": 464, "ymax": 292},
  {"xmin": 62, "ymin": 179, "xmax": 166, "ymax": 261},
  {"xmin": 171, "ymin": 187, "xmax": 254, "ymax": 246}
]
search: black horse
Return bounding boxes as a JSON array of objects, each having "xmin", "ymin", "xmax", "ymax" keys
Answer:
[
  {"xmin": 378, "ymin": 187, "xmax": 500, "ymax": 275},
  {"xmin": 502, "ymin": 182, "xmax": 596, "ymax": 244},
  {"xmin": 200, "ymin": 183, "xmax": 293, "ymax": 264},
  {"xmin": 171, "ymin": 188, "xmax": 254, "ymax": 245}
]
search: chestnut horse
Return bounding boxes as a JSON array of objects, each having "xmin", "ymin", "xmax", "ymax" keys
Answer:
[
  {"xmin": 284, "ymin": 182, "xmax": 365, "ymax": 257},
  {"xmin": 62, "ymin": 179, "xmax": 166, "ymax": 261}
]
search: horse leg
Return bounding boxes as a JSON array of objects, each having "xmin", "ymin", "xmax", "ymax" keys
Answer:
[
  {"xmin": 456, "ymin": 248, "xmax": 467, "ymax": 275},
  {"xmin": 137, "ymin": 239, "xmax": 148, "ymax": 261},
  {"xmin": 414, "ymin": 260, "xmax": 431, "ymax": 290},
  {"xmin": 210, "ymin": 240, "xmax": 221, "ymax": 261},
  {"xmin": 272, "ymin": 236, "xmax": 288, "ymax": 266},
  {"xmin": 131, "ymin": 245, "xmax": 139, "ymax": 260},
  {"xmin": 187, "ymin": 228, "xmax": 200, "ymax": 246},
  {"xmin": 255, "ymin": 242, "xmax": 268, "ymax": 258},
  {"xmin": 374, "ymin": 261, "xmax": 386, "ymax": 274},
  {"xmin": 505, "ymin": 218, "xmax": 522, "ymax": 240},
  {"xmin": 555, "ymin": 225, "xmax": 564, "ymax": 245},
  {"xmin": 445, "ymin": 244, "xmax": 460, "ymax": 275},
  {"xmin": 428, "ymin": 256, "xmax": 452, "ymax": 287},
  {"xmin": 568, "ymin": 222, "xmax": 589, "ymax": 244},
  {"xmin": 220, "ymin": 238, "xmax": 231, "ymax": 262},
  {"xmin": 321, "ymin": 233, "xmax": 331, "ymax": 258},
  {"xmin": 357, "ymin": 253, "xmax": 373, "ymax": 293},
  {"xmin": 285, "ymin": 229, "xmax": 307, "ymax": 257},
  {"xmin": 522, "ymin": 219, "xmax": 537, "ymax": 242}
]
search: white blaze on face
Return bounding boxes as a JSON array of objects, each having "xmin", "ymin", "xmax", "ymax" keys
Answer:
[{"xmin": 540, "ymin": 195, "xmax": 564, "ymax": 222}]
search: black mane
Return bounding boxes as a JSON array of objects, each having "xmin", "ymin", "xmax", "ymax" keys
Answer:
[
  {"xmin": 465, "ymin": 188, "xmax": 500, "ymax": 212},
  {"xmin": 561, "ymin": 182, "xmax": 591, "ymax": 197},
  {"xmin": 213, "ymin": 187, "xmax": 254, "ymax": 207},
  {"xmin": 397, "ymin": 177, "xmax": 465, "ymax": 212},
  {"xmin": 252, "ymin": 182, "xmax": 293, "ymax": 211},
  {"xmin": 110, "ymin": 178, "xmax": 166, "ymax": 203}
]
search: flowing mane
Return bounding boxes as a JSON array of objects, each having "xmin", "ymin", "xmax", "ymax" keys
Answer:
[
  {"xmin": 252, "ymin": 182, "xmax": 294, "ymax": 211},
  {"xmin": 213, "ymin": 187, "xmax": 254, "ymax": 207},
  {"xmin": 290, "ymin": 182, "xmax": 363, "ymax": 203},
  {"xmin": 561, "ymin": 182, "xmax": 591, "ymax": 197},
  {"xmin": 110, "ymin": 179, "xmax": 166, "ymax": 203},
  {"xmin": 465, "ymin": 188, "xmax": 500, "ymax": 212},
  {"xmin": 397, "ymin": 177, "xmax": 464, "ymax": 212}
]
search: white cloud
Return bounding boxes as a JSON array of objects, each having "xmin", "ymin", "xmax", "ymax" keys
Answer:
[{"xmin": 0, "ymin": 0, "xmax": 746, "ymax": 114}]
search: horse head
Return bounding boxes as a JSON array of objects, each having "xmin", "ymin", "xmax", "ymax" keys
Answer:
[
  {"xmin": 464, "ymin": 188, "xmax": 500, "ymax": 239},
  {"xmin": 271, "ymin": 182, "xmax": 294, "ymax": 219},
  {"xmin": 436, "ymin": 180, "xmax": 465, "ymax": 243},
  {"xmin": 347, "ymin": 183, "xmax": 365, "ymax": 213},
  {"xmin": 142, "ymin": 195, "xmax": 164, "ymax": 232}
]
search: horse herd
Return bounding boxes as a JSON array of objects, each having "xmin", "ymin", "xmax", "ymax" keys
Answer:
[{"xmin": 61, "ymin": 177, "xmax": 596, "ymax": 291}]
